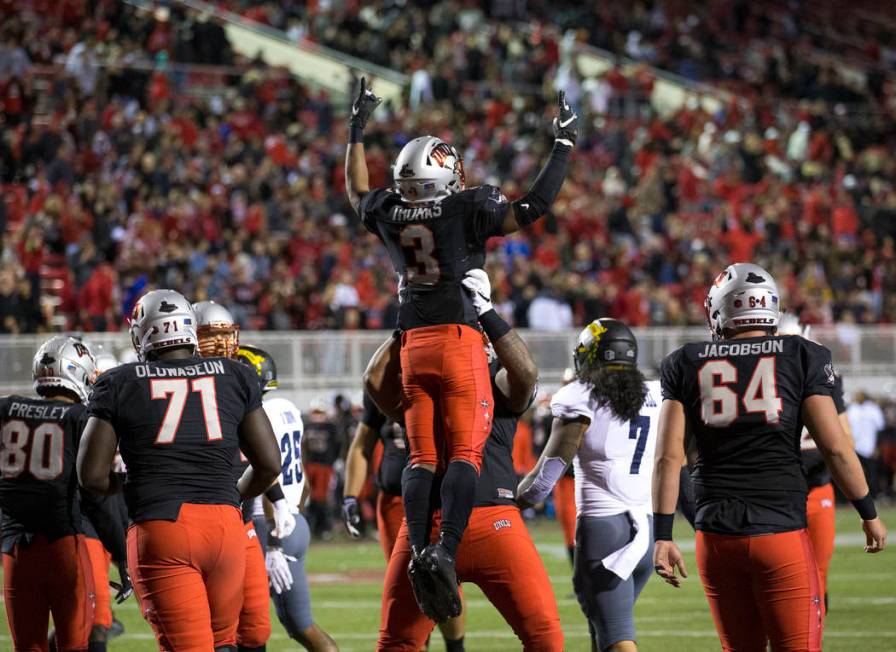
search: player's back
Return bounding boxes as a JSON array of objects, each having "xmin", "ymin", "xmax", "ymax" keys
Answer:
[
  {"xmin": 263, "ymin": 395, "xmax": 305, "ymax": 505},
  {"xmin": 661, "ymin": 334, "xmax": 836, "ymax": 534},
  {"xmin": 359, "ymin": 184, "xmax": 507, "ymax": 330},
  {"xmin": 552, "ymin": 380, "xmax": 661, "ymax": 515},
  {"xmin": 0, "ymin": 396, "xmax": 86, "ymax": 548},
  {"xmin": 88, "ymin": 356, "xmax": 263, "ymax": 522}
]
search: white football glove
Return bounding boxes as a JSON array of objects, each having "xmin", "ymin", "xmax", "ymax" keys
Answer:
[
  {"xmin": 270, "ymin": 498, "xmax": 296, "ymax": 539},
  {"xmin": 265, "ymin": 547, "xmax": 296, "ymax": 595},
  {"xmin": 461, "ymin": 269, "xmax": 494, "ymax": 316}
]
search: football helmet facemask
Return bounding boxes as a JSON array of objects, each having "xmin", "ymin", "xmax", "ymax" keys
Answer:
[
  {"xmin": 236, "ymin": 344, "xmax": 278, "ymax": 393},
  {"xmin": 574, "ymin": 318, "xmax": 638, "ymax": 372},
  {"xmin": 393, "ymin": 136, "xmax": 465, "ymax": 203},
  {"xmin": 193, "ymin": 301, "xmax": 240, "ymax": 359}
]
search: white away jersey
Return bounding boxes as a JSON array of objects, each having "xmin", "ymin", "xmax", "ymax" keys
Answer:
[
  {"xmin": 264, "ymin": 395, "xmax": 305, "ymax": 510},
  {"xmin": 551, "ymin": 379, "xmax": 661, "ymax": 517}
]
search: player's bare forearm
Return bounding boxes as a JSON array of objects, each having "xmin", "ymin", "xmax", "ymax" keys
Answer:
[
  {"xmin": 344, "ymin": 423, "xmax": 376, "ymax": 497},
  {"xmin": 804, "ymin": 395, "xmax": 870, "ymax": 500},
  {"xmin": 363, "ymin": 333, "xmax": 404, "ymax": 421},
  {"xmin": 77, "ymin": 417, "xmax": 122, "ymax": 495},
  {"xmin": 653, "ymin": 400, "xmax": 686, "ymax": 515},
  {"xmin": 492, "ymin": 329, "xmax": 538, "ymax": 413},
  {"xmin": 518, "ymin": 417, "xmax": 587, "ymax": 504},
  {"xmin": 345, "ymin": 142, "xmax": 370, "ymax": 214}
]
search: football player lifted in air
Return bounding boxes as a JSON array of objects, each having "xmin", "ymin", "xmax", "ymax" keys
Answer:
[
  {"xmin": 345, "ymin": 77, "xmax": 577, "ymax": 618},
  {"xmin": 519, "ymin": 319, "xmax": 661, "ymax": 652},
  {"xmin": 1, "ymin": 336, "xmax": 99, "ymax": 652},
  {"xmin": 77, "ymin": 290, "xmax": 282, "ymax": 652},
  {"xmin": 652, "ymin": 263, "xmax": 887, "ymax": 652},
  {"xmin": 236, "ymin": 344, "xmax": 339, "ymax": 652},
  {"xmin": 777, "ymin": 313, "xmax": 852, "ymax": 611},
  {"xmin": 366, "ymin": 269, "xmax": 564, "ymax": 651}
]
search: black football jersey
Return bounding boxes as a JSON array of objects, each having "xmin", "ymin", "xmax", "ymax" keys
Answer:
[
  {"xmin": 361, "ymin": 393, "xmax": 407, "ymax": 497},
  {"xmin": 801, "ymin": 373, "xmax": 846, "ymax": 488},
  {"xmin": 661, "ymin": 335, "xmax": 836, "ymax": 535},
  {"xmin": 359, "ymin": 185, "xmax": 508, "ymax": 330},
  {"xmin": 0, "ymin": 397, "xmax": 87, "ymax": 551},
  {"xmin": 88, "ymin": 357, "xmax": 262, "ymax": 522}
]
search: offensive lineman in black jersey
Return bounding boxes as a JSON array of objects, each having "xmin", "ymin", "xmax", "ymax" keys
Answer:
[
  {"xmin": 345, "ymin": 77, "xmax": 577, "ymax": 619},
  {"xmin": 652, "ymin": 263, "xmax": 887, "ymax": 652},
  {"xmin": 77, "ymin": 290, "xmax": 281, "ymax": 652},
  {"xmin": 363, "ymin": 269, "xmax": 563, "ymax": 651}
]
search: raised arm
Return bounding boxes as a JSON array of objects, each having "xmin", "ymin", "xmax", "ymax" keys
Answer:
[
  {"xmin": 804, "ymin": 394, "xmax": 886, "ymax": 552},
  {"xmin": 461, "ymin": 269, "xmax": 538, "ymax": 413},
  {"xmin": 652, "ymin": 398, "xmax": 689, "ymax": 587},
  {"xmin": 500, "ymin": 91, "xmax": 578, "ymax": 234},
  {"xmin": 345, "ymin": 77, "xmax": 382, "ymax": 214},
  {"xmin": 363, "ymin": 332, "xmax": 404, "ymax": 422}
]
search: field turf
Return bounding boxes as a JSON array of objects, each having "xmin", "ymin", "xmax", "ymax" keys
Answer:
[{"xmin": 1, "ymin": 506, "xmax": 893, "ymax": 651}]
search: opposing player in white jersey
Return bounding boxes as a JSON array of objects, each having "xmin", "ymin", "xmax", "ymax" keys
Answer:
[
  {"xmin": 519, "ymin": 319, "xmax": 659, "ymax": 652},
  {"xmin": 236, "ymin": 345, "xmax": 338, "ymax": 652}
]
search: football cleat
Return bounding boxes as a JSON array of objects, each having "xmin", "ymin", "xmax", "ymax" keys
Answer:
[{"xmin": 419, "ymin": 543, "xmax": 462, "ymax": 622}]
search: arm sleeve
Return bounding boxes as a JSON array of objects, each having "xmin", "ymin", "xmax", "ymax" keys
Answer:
[
  {"xmin": 469, "ymin": 185, "xmax": 509, "ymax": 245},
  {"xmin": 361, "ymin": 393, "xmax": 387, "ymax": 430},
  {"xmin": 802, "ymin": 341, "xmax": 836, "ymax": 400},
  {"xmin": 832, "ymin": 375, "xmax": 846, "ymax": 414},
  {"xmin": 660, "ymin": 349, "xmax": 685, "ymax": 402},
  {"xmin": 87, "ymin": 372, "xmax": 118, "ymax": 426},
  {"xmin": 79, "ymin": 492, "xmax": 128, "ymax": 567},
  {"xmin": 550, "ymin": 381, "xmax": 592, "ymax": 421},
  {"xmin": 358, "ymin": 188, "xmax": 388, "ymax": 235}
]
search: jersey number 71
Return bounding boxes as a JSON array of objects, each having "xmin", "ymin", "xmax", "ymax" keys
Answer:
[{"xmin": 150, "ymin": 377, "xmax": 223, "ymax": 443}]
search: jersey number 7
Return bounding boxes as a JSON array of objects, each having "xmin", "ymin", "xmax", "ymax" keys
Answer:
[
  {"xmin": 150, "ymin": 377, "xmax": 223, "ymax": 443},
  {"xmin": 698, "ymin": 357, "xmax": 783, "ymax": 427}
]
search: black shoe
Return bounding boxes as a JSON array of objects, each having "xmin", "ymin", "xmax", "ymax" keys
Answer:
[
  {"xmin": 109, "ymin": 616, "xmax": 125, "ymax": 639},
  {"xmin": 408, "ymin": 548, "xmax": 441, "ymax": 622},
  {"xmin": 419, "ymin": 543, "xmax": 462, "ymax": 622}
]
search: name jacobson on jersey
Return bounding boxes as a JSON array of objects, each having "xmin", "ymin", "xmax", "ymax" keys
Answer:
[
  {"xmin": 697, "ymin": 339, "xmax": 784, "ymax": 358},
  {"xmin": 6, "ymin": 401, "xmax": 75, "ymax": 420},
  {"xmin": 134, "ymin": 360, "xmax": 227, "ymax": 378}
]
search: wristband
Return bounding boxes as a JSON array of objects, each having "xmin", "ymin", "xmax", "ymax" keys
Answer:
[
  {"xmin": 653, "ymin": 512, "xmax": 675, "ymax": 541},
  {"xmin": 851, "ymin": 492, "xmax": 877, "ymax": 521},
  {"xmin": 479, "ymin": 309, "xmax": 511, "ymax": 342},
  {"xmin": 266, "ymin": 521, "xmax": 282, "ymax": 548},
  {"xmin": 349, "ymin": 124, "xmax": 365, "ymax": 144},
  {"xmin": 264, "ymin": 483, "xmax": 285, "ymax": 503}
]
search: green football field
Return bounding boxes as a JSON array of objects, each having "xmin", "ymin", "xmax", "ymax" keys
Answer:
[{"xmin": 1, "ymin": 507, "xmax": 893, "ymax": 651}]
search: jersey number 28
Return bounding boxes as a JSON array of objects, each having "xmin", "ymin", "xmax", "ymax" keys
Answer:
[
  {"xmin": 698, "ymin": 357, "xmax": 783, "ymax": 427},
  {"xmin": 280, "ymin": 430, "xmax": 303, "ymax": 486}
]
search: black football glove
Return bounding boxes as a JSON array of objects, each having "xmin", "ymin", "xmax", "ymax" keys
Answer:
[
  {"xmin": 110, "ymin": 566, "xmax": 133, "ymax": 604},
  {"xmin": 552, "ymin": 90, "xmax": 578, "ymax": 147},
  {"xmin": 342, "ymin": 496, "xmax": 362, "ymax": 538},
  {"xmin": 349, "ymin": 76, "xmax": 382, "ymax": 130}
]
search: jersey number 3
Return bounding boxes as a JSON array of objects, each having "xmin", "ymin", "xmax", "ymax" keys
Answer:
[
  {"xmin": 698, "ymin": 357, "xmax": 783, "ymax": 427},
  {"xmin": 151, "ymin": 377, "xmax": 223, "ymax": 443},
  {"xmin": 400, "ymin": 224, "xmax": 440, "ymax": 283}
]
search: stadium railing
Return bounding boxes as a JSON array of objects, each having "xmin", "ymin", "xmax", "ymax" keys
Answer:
[{"xmin": 1, "ymin": 326, "xmax": 894, "ymax": 407}]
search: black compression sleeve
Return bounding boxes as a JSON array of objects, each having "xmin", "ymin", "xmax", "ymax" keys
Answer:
[
  {"xmin": 80, "ymin": 492, "xmax": 128, "ymax": 566},
  {"xmin": 512, "ymin": 141, "xmax": 572, "ymax": 226}
]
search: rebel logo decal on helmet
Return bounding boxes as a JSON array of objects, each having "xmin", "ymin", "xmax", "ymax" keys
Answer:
[
  {"xmin": 713, "ymin": 270, "xmax": 730, "ymax": 287},
  {"xmin": 429, "ymin": 142, "xmax": 455, "ymax": 168},
  {"xmin": 158, "ymin": 300, "xmax": 178, "ymax": 313},
  {"xmin": 40, "ymin": 353, "xmax": 56, "ymax": 365},
  {"xmin": 399, "ymin": 163, "xmax": 415, "ymax": 178},
  {"xmin": 745, "ymin": 272, "xmax": 767, "ymax": 284},
  {"xmin": 73, "ymin": 342, "xmax": 90, "ymax": 357}
]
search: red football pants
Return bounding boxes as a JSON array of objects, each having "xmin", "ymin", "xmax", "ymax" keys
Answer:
[
  {"xmin": 3, "ymin": 533, "xmax": 94, "ymax": 652},
  {"xmin": 806, "ymin": 483, "xmax": 835, "ymax": 596},
  {"xmin": 377, "ymin": 492, "xmax": 405, "ymax": 561},
  {"xmin": 553, "ymin": 475, "xmax": 576, "ymax": 549},
  {"xmin": 400, "ymin": 324, "xmax": 493, "ymax": 471},
  {"xmin": 696, "ymin": 529, "xmax": 824, "ymax": 652},
  {"xmin": 305, "ymin": 462, "xmax": 334, "ymax": 503},
  {"xmin": 378, "ymin": 506, "xmax": 563, "ymax": 651},
  {"xmin": 128, "ymin": 504, "xmax": 246, "ymax": 652},
  {"xmin": 83, "ymin": 537, "xmax": 113, "ymax": 629},
  {"xmin": 238, "ymin": 521, "xmax": 271, "ymax": 648}
]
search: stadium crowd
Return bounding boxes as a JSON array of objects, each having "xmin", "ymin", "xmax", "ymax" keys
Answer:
[{"xmin": 2, "ymin": 0, "xmax": 896, "ymax": 336}]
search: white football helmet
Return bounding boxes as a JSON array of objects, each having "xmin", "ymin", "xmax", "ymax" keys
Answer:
[
  {"xmin": 777, "ymin": 312, "xmax": 811, "ymax": 339},
  {"xmin": 393, "ymin": 136, "xmax": 465, "ymax": 203},
  {"xmin": 32, "ymin": 335, "xmax": 97, "ymax": 402},
  {"xmin": 93, "ymin": 345, "xmax": 120, "ymax": 375},
  {"xmin": 193, "ymin": 300, "xmax": 239, "ymax": 358},
  {"xmin": 129, "ymin": 290, "xmax": 198, "ymax": 361},
  {"xmin": 705, "ymin": 263, "xmax": 780, "ymax": 340}
]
